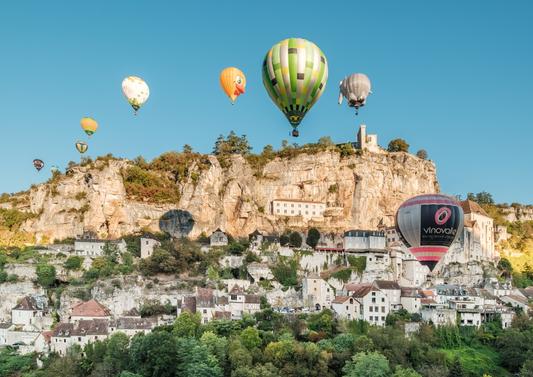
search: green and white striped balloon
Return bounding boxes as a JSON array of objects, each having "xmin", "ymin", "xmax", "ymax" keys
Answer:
[{"xmin": 262, "ymin": 38, "xmax": 328, "ymax": 135}]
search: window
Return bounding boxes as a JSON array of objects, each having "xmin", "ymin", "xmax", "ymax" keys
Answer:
[
  {"xmin": 381, "ymin": 307, "xmax": 385, "ymax": 313},
  {"xmin": 381, "ymin": 316, "xmax": 385, "ymax": 321},
  {"xmin": 291, "ymin": 210, "xmax": 294, "ymax": 214},
  {"xmin": 231, "ymin": 295, "xmax": 237, "ymax": 300},
  {"xmin": 78, "ymin": 337, "xmax": 81, "ymax": 341},
  {"xmin": 381, "ymin": 298, "xmax": 385, "ymax": 302},
  {"xmin": 370, "ymin": 306, "xmax": 373, "ymax": 312},
  {"xmin": 346, "ymin": 305, "xmax": 349, "ymax": 310},
  {"xmin": 284, "ymin": 210, "xmax": 287, "ymax": 214},
  {"xmin": 203, "ymin": 309, "xmax": 207, "ymax": 314},
  {"xmin": 291, "ymin": 204, "xmax": 294, "ymax": 207},
  {"xmin": 372, "ymin": 298, "xmax": 376, "ymax": 303},
  {"xmin": 369, "ymin": 316, "xmax": 373, "ymax": 321}
]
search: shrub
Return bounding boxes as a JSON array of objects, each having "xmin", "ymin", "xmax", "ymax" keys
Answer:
[
  {"xmin": 306, "ymin": 228, "xmax": 321, "ymax": 249},
  {"xmin": 272, "ymin": 258, "xmax": 298, "ymax": 287},
  {"xmin": 387, "ymin": 138, "xmax": 409, "ymax": 153},
  {"xmin": 64, "ymin": 256, "xmax": 83, "ymax": 270},
  {"xmin": 35, "ymin": 264, "xmax": 56, "ymax": 288},
  {"xmin": 416, "ymin": 149, "xmax": 428, "ymax": 160},
  {"xmin": 289, "ymin": 232, "xmax": 302, "ymax": 248}
]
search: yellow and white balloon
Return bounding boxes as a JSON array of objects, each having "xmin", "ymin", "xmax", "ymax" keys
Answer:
[{"xmin": 122, "ymin": 76, "xmax": 150, "ymax": 114}]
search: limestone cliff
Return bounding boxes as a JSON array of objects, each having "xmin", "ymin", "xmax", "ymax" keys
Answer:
[{"xmin": 2, "ymin": 150, "xmax": 439, "ymax": 244}]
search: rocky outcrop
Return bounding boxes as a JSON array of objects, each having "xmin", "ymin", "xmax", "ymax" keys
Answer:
[
  {"xmin": 501, "ymin": 205, "xmax": 533, "ymax": 222},
  {"xmin": 5, "ymin": 150, "xmax": 438, "ymax": 243}
]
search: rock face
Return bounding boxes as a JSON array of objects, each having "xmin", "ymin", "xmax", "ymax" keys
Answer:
[
  {"xmin": 7, "ymin": 150, "xmax": 438, "ymax": 243},
  {"xmin": 501, "ymin": 205, "xmax": 533, "ymax": 222}
]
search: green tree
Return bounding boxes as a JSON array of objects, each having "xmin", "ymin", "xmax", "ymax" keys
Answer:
[
  {"xmin": 415, "ymin": 149, "xmax": 428, "ymax": 160},
  {"xmin": 393, "ymin": 366, "xmax": 422, "ymax": 377},
  {"xmin": 306, "ymin": 228, "xmax": 321, "ymax": 249},
  {"xmin": 36, "ymin": 264, "xmax": 56, "ymax": 288},
  {"xmin": 103, "ymin": 332, "xmax": 131, "ymax": 375},
  {"xmin": 173, "ymin": 311, "xmax": 201, "ymax": 338},
  {"xmin": 387, "ymin": 139, "xmax": 409, "ymax": 153},
  {"xmin": 213, "ymin": 131, "xmax": 252, "ymax": 156},
  {"xmin": 240, "ymin": 326, "xmax": 262, "ymax": 350},
  {"xmin": 118, "ymin": 372, "xmax": 142, "ymax": 377},
  {"xmin": 289, "ymin": 232, "xmax": 302, "ymax": 247},
  {"xmin": 497, "ymin": 258, "xmax": 513, "ymax": 278},
  {"xmin": 448, "ymin": 356, "xmax": 464, "ymax": 377},
  {"xmin": 342, "ymin": 351, "xmax": 390, "ymax": 377},
  {"xmin": 280, "ymin": 234, "xmax": 290, "ymax": 246},
  {"xmin": 64, "ymin": 256, "xmax": 83, "ymax": 270},
  {"xmin": 318, "ymin": 136, "xmax": 334, "ymax": 147},
  {"xmin": 129, "ymin": 332, "xmax": 177, "ymax": 377},
  {"xmin": 520, "ymin": 360, "xmax": 533, "ymax": 377},
  {"xmin": 466, "ymin": 191, "xmax": 494, "ymax": 205},
  {"xmin": 183, "ymin": 144, "xmax": 193, "ymax": 153},
  {"xmin": 338, "ymin": 143, "xmax": 355, "ymax": 158}
]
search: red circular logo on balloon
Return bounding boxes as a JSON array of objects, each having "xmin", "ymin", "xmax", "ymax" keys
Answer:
[{"xmin": 435, "ymin": 207, "xmax": 452, "ymax": 225}]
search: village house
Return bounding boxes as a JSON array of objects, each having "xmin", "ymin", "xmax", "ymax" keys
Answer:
[
  {"xmin": 302, "ymin": 275, "xmax": 334, "ymax": 310},
  {"xmin": 140, "ymin": 237, "xmax": 161, "ymax": 259},
  {"xmin": 69, "ymin": 299, "xmax": 112, "ymax": 323},
  {"xmin": 210, "ymin": 228, "xmax": 229, "ymax": 247},
  {"xmin": 331, "ymin": 296, "xmax": 360, "ymax": 321},
  {"xmin": 11, "ymin": 295, "xmax": 49, "ymax": 329},
  {"xmin": 400, "ymin": 287, "xmax": 421, "ymax": 314},
  {"xmin": 270, "ymin": 199, "xmax": 326, "ymax": 220},
  {"xmin": 228, "ymin": 286, "xmax": 261, "ymax": 320},
  {"xmin": 74, "ymin": 238, "xmax": 127, "ymax": 258},
  {"xmin": 341, "ymin": 282, "xmax": 390, "ymax": 326},
  {"xmin": 249, "ymin": 230, "xmax": 280, "ymax": 251},
  {"xmin": 500, "ymin": 294, "xmax": 531, "ymax": 313},
  {"xmin": 374, "ymin": 280, "xmax": 402, "ymax": 311}
]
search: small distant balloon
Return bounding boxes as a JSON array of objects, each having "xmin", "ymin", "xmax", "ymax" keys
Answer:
[
  {"xmin": 75, "ymin": 141, "xmax": 88, "ymax": 154},
  {"xmin": 338, "ymin": 73, "xmax": 372, "ymax": 115},
  {"xmin": 122, "ymin": 76, "xmax": 150, "ymax": 114},
  {"xmin": 220, "ymin": 67, "xmax": 246, "ymax": 104},
  {"xmin": 81, "ymin": 117, "xmax": 98, "ymax": 137},
  {"xmin": 33, "ymin": 159, "xmax": 44, "ymax": 172}
]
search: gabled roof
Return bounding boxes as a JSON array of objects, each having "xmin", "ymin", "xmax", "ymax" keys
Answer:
[
  {"xmin": 71, "ymin": 299, "xmax": 111, "ymax": 317},
  {"xmin": 110, "ymin": 317, "xmax": 154, "ymax": 330},
  {"xmin": 72, "ymin": 319, "xmax": 109, "ymax": 336},
  {"xmin": 400, "ymin": 287, "xmax": 420, "ymax": 298},
  {"xmin": 214, "ymin": 311, "xmax": 231, "ymax": 320},
  {"xmin": 374, "ymin": 280, "xmax": 401, "ymax": 290},
  {"xmin": 244, "ymin": 295, "xmax": 261, "ymax": 304},
  {"xmin": 52, "ymin": 323, "xmax": 75, "ymax": 337},
  {"xmin": 461, "ymin": 200, "xmax": 489, "ymax": 217},
  {"xmin": 332, "ymin": 296, "xmax": 351, "ymax": 304},
  {"xmin": 13, "ymin": 296, "xmax": 46, "ymax": 311},
  {"xmin": 182, "ymin": 296, "xmax": 197, "ymax": 313},
  {"xmin": 196, "ymin": 288, "xmax": 215, "ymax": 308},
  {"xmin": 345, "ymin": 283, "xmax": 374, "ymax": 298}
]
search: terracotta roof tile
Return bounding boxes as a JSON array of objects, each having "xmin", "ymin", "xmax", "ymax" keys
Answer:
[
  {"xmin": 374, "ymin": 280, "xmax": 401, "ymax": 290},
  {"xmin": 461, "ymin": 200, "xmax": 489, "ymax": 217},
  {"xmin": 244, "ymin": 295, "xmax": 261, "ymax": 304},
  {"xmin": 332, "ymin": 296, "xmax": 350, "ymax": 304},
  {"xmin": 71, "ymin": 299, "xmax": 111, "ymax": 317},
  {"xmin": 345, "ymin": 283, "xmax": 373, "ymax": 298}
]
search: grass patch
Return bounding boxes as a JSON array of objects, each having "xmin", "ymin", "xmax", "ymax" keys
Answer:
[{"xmin": 441, "ymin": 346, "xmax": 510, "ymax": 377}]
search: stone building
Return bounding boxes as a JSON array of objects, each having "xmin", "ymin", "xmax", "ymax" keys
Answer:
[
  {"xmin": 210, "ymin": 228, "xmax": 229, "ymax": 247},
  {"xmin": 302, "ymin": 275, "xmax": 334, "ymax": 310},
  {"xmin": 354, "ymin": 124, "xmax": 380, "ymax": 153},
  {"xmin": 140, "ymin": 237, "xmax": 161, "ymax": 259},
  {"xmin": 271, "ymin": 199, "xmax": 326, "ymax": 220},
  {"xmin": 74, "ymin": 238, "xmax": 127, "ymax": 258}
]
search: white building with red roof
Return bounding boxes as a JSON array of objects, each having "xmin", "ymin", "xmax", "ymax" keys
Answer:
[{"xmin": 69, "ymin": 299, "xmax": 111, "ymax": 323}]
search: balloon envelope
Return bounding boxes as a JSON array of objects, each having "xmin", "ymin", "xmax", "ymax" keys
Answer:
[
  {"xmin": 262, "ymin": 38, "xmax": 328, "ymax": 133},
  {"xmin": 338, "ymin": 73, "xmax": 372, "ymax": 113},
  {"xmin": 33, "ymin": 159, "xmax": 44, "ymax": 172},
  {"xmin": 122, "ymin": 76, "xmax": 150, "ymax": 113},
  {"xmin": 220, "ymin": 67, "xmax": 246, "ymax": 104},
  {"xmin": 81, "ymin": 117, "xmax": 98, "ymax": 137},
  {"xmin": 395, "ymin": 194, "xmax": 464, "ymax": 271},
  {"xmin": 75, "ymin": 141, "xmax": 88, "ymax": 154}
]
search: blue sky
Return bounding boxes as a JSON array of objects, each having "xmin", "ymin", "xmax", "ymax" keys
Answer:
[{"xmin": 0, "ymin": 1, "xmax": 531, "ymax": 203}]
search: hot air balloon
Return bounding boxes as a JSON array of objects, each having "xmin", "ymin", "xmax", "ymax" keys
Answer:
[
  {"xmin": 75, "ymin": 141, "xmax": 88, "ymax": 154},
  {"xmin": 220, "ymin": 67, "xmax": 246, "ymax": 104},
  {"xmin": 33, "ymin": 159, "xmax": 44, "ymax": 172},
  {"xmin": 338, "ymin": 73, "xmax": 372, "ymax": 115},
  {"xmin": 81, "ymin": 117, "xmax": 98, "ymax": 137},
  {"xmin": 262, "ymin": 38, "xmax": 328, "ymax": 137},
  {"xmin": 122, "ymin": 76, "xmax": 150, "ymax": 114},
  {"xmin": 395, "ymin": 194, "xmax": 464, "ymax": 272}
]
